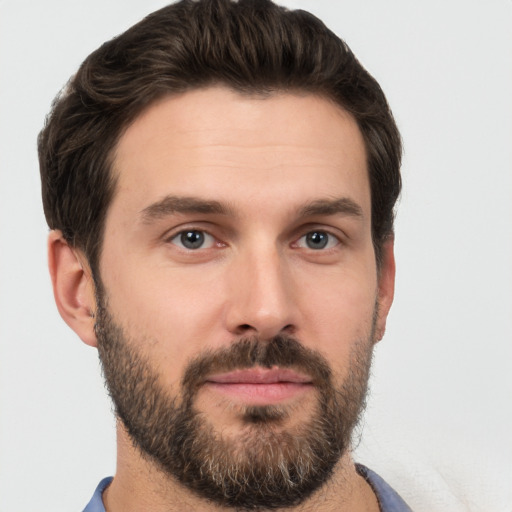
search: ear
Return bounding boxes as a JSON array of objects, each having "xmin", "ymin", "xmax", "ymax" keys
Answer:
[
  {"xmin": 48, "ymin": 230, "xmax": 98, "ymax": 347},
  {"xmin": 374, "ymin": 238, "xmax": 396, "ymax": 342}
]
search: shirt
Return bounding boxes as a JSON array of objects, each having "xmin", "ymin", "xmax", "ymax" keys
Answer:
[
  {"xmin": 356, "ymin": 464, "xmax": 413, "ymax": 511},
  {"xmin": 83, "ymin": 464, "xmax": 413, "ymax": 511}
]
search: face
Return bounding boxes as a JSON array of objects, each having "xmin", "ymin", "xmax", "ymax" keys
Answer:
[{"xmin": 93, "ymin": 87, "xmax": 394, "ymax": 507}]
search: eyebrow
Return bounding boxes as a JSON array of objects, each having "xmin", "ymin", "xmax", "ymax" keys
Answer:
[
  {"xmin": 140, "ymin": 194, "xmax": 364, "ymax": 224},
  {"xmin": 297, "ymin": 197, "xmax": 364, "ymax": 219},
  {"xmin": 140, "ymin": 195, "xmax": 233, "ymax": 223}
]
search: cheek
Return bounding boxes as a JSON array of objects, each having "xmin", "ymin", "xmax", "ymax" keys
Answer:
[
  {"xmin": 308, "ymin": 286, "xmax": 376, "ymax": 338},
  {"xmin": 297, "ymin": 260, "xmax": 378, "ymax": 355},
  {"xmin": 102, "ymin": 242, "xmax": 220, "ymax": 320},
  {"xmin": 99, "ymin": 254, "xmax": 226, "ymax": 385}
]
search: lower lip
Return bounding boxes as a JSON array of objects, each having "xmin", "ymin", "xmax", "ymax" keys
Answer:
[{"xmin": 204, "ymin": 382, "xmax": 313, "ymax": 405}]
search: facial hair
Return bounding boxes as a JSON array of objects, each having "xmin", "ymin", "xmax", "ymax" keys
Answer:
[{"xmin": 95, "ymin": 301, "xmax": 375, "ymax": 510}]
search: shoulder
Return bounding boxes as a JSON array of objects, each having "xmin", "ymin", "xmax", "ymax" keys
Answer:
[
  {"xmin": 82, "ymin": 477, "xmax": 113, "ymax": 512},
  {"xmin": 356, "ymin": 464, "xmax": 413, "ymax": 512}
]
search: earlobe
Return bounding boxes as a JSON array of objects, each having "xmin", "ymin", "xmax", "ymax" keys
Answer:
[
  {"xmin": 48, "ymin": 230, "xmax": 98, "ymax": 347},
  {"xmin": 375, "ymin": 238, "xmax": 396, "ymax": 342}
]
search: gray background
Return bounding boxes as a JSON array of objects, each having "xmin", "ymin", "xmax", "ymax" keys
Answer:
[{"xmin": 1, "ymin": 1, "xmax": 511, "ymax": 510}]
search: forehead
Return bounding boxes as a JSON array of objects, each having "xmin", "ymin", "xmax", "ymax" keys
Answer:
[{"xmin": 110, "ymin": 86, "xmax": 369, "ymax": 220}]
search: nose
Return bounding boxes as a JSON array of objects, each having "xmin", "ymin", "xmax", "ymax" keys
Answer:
[{"xmin": 224, "ymin": 242, "xmax": 298, "ymax": 340}]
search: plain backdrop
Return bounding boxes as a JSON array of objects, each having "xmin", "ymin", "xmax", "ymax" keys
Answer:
[{"xmin": 0, "ymin": 1, "xmax": 511, "ymax": 511}]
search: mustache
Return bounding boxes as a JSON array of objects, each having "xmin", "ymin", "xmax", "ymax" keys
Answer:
[{"xmin": 181, "ymin": 334, "xmax": 333, "ymax": 395}]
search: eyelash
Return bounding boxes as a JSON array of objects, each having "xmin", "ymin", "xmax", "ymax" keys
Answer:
[
  {"xmin": 294, "ymin": 230, "xmax": 341, "ymax": 250},
  {"xmin": 165, "ymin": 227, "xmax": 342, "ymax": 252},
  {"xmin": 167, "ymin": 229, "xmax": 220, "ymax": 250}
]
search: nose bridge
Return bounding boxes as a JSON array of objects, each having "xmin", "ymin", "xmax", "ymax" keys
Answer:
[{"xmin": 225, "ymin": 236, "xmax": 296, "ymax": 338}]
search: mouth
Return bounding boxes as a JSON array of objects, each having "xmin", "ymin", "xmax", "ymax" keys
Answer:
[{"xmin": 203, "ymin": 367, "xmax": 314, "ymax": 405}]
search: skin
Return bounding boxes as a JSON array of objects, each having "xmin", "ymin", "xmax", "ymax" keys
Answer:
[{"xmin": 49, "ymin": 86, "xmax": 395, "ymax": 511}]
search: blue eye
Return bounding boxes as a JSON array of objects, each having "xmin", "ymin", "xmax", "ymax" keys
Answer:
[
  {"xmin": 297, "ymin": 231, "xmax": 339, "ymax": 250},
  {"xmin": 170, "ymin": 230, "xmax": 215, "ymax": 250}
]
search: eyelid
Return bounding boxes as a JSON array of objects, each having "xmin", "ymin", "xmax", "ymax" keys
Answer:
[
  {"xmin": 294, "ymin": 230, "xmax": 341, "ymax": 250},
  {"xmin": 162, "ymin": 224, "xmax": 224, "ymax": 250},
  {"xmin": 161, "ymin": 223, "xmax": 345, "ymax": 252},
  {"xmin": 169, "ymin": 229, "xmax": 216, "ymax": 250},
  {"xmin": 291, "ymin": 222, "xmax": 346, "ymax": 245},
  {"xmin": 163, "ymin": 222, "xmax": 211, "ymax": 240}
]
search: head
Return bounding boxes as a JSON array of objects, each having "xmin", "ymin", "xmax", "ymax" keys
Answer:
[
  {"xmin": 40, "ymin": 1, "xmax": 401, "ymax": 509},
  {"xmin": 39, "ymin": 0, "xmax": 401, "ymax": 276}
]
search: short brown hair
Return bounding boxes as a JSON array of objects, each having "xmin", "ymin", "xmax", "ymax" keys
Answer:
[{"xmin": 38, "ymin": 0, "xmax": 401, "ymax": 275}]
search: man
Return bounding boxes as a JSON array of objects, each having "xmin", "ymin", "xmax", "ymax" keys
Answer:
[{"xmin": 38, "ymin": 0, "xmax": 410, "ymax": 510}]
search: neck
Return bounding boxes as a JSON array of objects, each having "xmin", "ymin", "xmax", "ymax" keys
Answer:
[{"xmin": 102, "ymin": 422, "xmax": 380, "ymax": 512}]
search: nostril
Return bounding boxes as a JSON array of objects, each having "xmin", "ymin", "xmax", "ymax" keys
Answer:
[
  {"xmin": 236, "ymin": 324, "xmax": 296, "ymax": 336},
  {"xmin": 236, "ymin": 324, "xmax": 255, "ymax": 335},
  {"xmin": 283, "ymin": 324, "xmax": 296, "ymax": 335}
]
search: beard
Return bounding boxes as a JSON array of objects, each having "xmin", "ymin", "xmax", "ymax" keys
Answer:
[{"xmin": 95, "ymin": 299, "xmax": 375, "ymax": 510}]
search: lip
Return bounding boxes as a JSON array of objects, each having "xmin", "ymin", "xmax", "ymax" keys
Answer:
[
  {"xmin": 203, "ymin": 367, "xmax": 313, "ymax": 405},
  {"xmin": 206, "ymin": 367, "xmax": 312, "ymax": 384}
]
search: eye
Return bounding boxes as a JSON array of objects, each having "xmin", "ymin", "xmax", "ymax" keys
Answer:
[
  {"xmin": 169, "ymin": 230, "xmax": 216, "ymax": 250},
  {"xmin": 296, "ymin": 230, "xmax": 340, "ymax": 250}
]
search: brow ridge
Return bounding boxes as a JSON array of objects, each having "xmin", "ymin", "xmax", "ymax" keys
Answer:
[
  {"xmin": 140, "ymin": 194, "xmax": 363, "ymax": 224},
  {"xmin": 140, "ymin": 195, "xmax": 233, "ymax": 223},
  {"xmin": 297, "ymin": 197, "xmax": 364, "ymax": 218}
]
